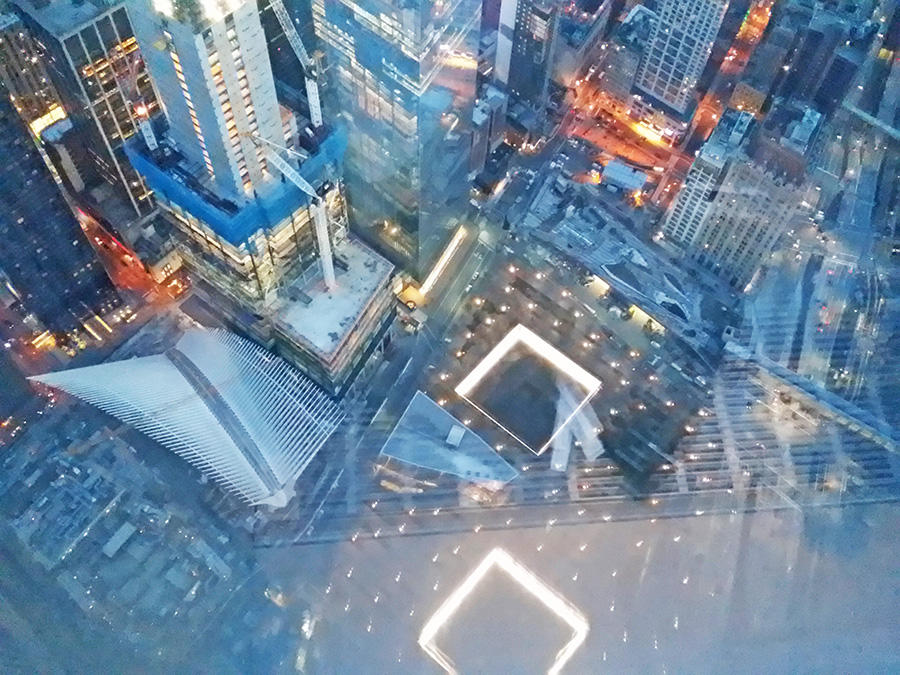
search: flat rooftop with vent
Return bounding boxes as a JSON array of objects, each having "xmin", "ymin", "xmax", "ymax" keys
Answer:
[
  {"xmin": 11, "ymin": 0, "xmax": 112, "ymax": 38},
  {"xmin": 275, "ymin": 239, "xmax": 394, "ymax": 361}
]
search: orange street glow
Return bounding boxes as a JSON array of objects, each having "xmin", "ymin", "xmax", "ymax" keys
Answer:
[{"xmin": 627, "ymin": 120, "xmax": 667, "ymax": 146}]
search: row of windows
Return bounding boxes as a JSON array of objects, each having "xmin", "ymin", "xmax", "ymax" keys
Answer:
[{"xmin": 168, "ymin": 38, "xmax": 215, "ymax": 180}]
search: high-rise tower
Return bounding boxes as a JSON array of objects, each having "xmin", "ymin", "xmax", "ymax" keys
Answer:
[
  {"xmin": 495, "ymin": 0, "xmax": 557, "ymax": 111},
  {"xmin": 0, "ymin": 11, "xmax": 65, "ymax": 134},
  {"xmin": 692, "ymin": 139, "xmax": 804, "ymax": 289},
  {"xmin": 312, "ymin": 0, "xmax": 481, "ymax": 277},
  {"xmin": 130, "ymin": 0, "xmax": 286, "ymax": 199},
  {"xmin": 10, "ymin": 0, "xmax": 159, "ymax": 227},
  {"xmin": 632, "ymin": 0, "xmax": 726, "ymax": 120},
  {"xmin": 664, "ymin": 111, "xmax": 806, "ymax": 289},
  {"xmin": 663, "ymin": 112, "xmax": 753, "ymax": 248}
]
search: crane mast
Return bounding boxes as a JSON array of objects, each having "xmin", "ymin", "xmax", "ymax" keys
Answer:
[
  {"xmin": 269, "ymin": 0, "xmax": 324, "ymax": 128},
  {"xmin": 243, "ymin": 132, "xmax": 336, "ymax": 290}
]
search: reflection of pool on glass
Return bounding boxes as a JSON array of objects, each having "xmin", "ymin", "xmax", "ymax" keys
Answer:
[{"xmin": 432, "ymin": 558, "xmax": 575, "ymax": 674}]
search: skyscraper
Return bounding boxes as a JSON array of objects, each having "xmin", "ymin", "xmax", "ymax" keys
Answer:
[
  {"xmin": 495, "ymin": 0, "xmax": 557, "ymax": 111},
  {"xmin": 779, "ymin": 16, "xmax": 844, "ymax": 104},
  {"xmin": 632, "ymin": 0, "xmax": 726, "ymax": 120},
  {"xmin": 10, "ymin": 0, "xmax": 159, "ymax": 227},
  {"xmin": 126, "ymin": 0, "xmax": 395, "ymax": 396},
  {"xmin": 312, "ymin": 0, "xmax": 481, "ymax": 277},
  {"xmin": 469, "ymin": 84, "xmax": 506, "ymax": 173},
  {"xmin": 812, "ymin": 46, "xmax": 863, "ymax": 116},
  {"xmin": 663, "ymin": 111, "xmax": 753, "ymax": 248},
  {"xmin": 32, "ymin": 329, "xmax": 345, "ymax": 508},
  {"xmin": 0, "ymin": 88, "xmax": 119, "ymax": 333},
  {"xmin": 551, "ymin": 0, "xmax": 614, "ymax": 88},
  {"xmin": 130, "ymin": 0, "xmax": 285, "ymax": 199},
  {"xmin": 665, "ymin": 112, "xmax": 806, "ymax": 288},
  {"xmin": 692, "ymin": 142, "xmax": 804, "ymax": 288}
]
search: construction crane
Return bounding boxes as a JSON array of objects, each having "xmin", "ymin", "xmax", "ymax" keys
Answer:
[
  {"xmin": 269, "ymin": 0, "xmax": 323, "ymax": 128},
  {"xmin": 243, "ymin": 132, "xmax": 336, "ymax": 289}
]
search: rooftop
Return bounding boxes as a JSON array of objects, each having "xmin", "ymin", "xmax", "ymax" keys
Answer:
[
  {"xmin": 557, "ymin": 0, "xmax": 609, "ymax": 47},
  {"xmin": 31, "ymin": 329, "xmax": 346, "ymax": 507},
  {"xmin": 12, "ymin": 0, "xmax": 114, "ymax": 39},
  {"xmin": 602, "ymin": 160, "xmax": 647, "ymax": 191},
  {"xmin": 275, "ymin": 238, "xmax": 393, "ymax": 357}
]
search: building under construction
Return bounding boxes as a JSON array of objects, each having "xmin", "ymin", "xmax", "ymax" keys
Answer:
[{"xmin": 125, "ymin": 0, "xmax": 395, "ymax": 396}]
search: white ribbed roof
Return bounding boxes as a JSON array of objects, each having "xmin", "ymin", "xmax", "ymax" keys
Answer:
[{"xmin": 31, "ymin": 329, "xmax": 345, "ymax": 507}]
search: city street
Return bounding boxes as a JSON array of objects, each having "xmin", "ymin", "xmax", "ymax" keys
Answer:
[{"xmin": 77, "ymin": 211, "xmax": 178, "ymax": 303}]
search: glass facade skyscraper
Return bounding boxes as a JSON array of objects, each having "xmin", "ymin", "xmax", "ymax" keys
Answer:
[
  {"xmin": 312, "ymin": 0, "xmax": 481, "ymax": 277},
  {"xmin": 124, "ymin": 0, "xmax": 396, "ymax": 397}
]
